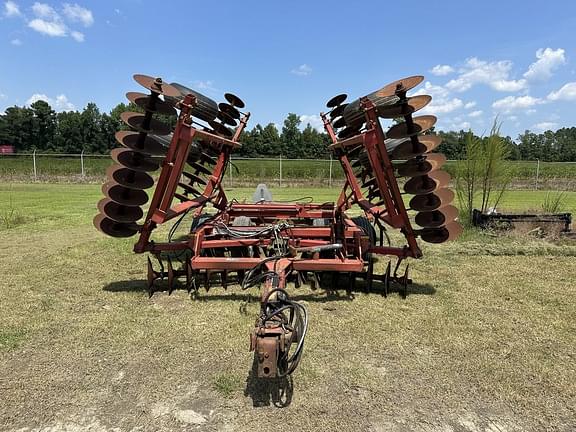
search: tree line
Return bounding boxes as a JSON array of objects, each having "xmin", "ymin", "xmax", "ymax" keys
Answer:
[{"xmin": 1, "ymin": 100, "xmax": 575, "ymax": 161}]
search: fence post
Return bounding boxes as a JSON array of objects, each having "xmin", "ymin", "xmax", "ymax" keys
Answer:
[
  {"xmin": 33, "ymin": 149, "xmax": 37, "ymax": 181},
  {"xmin": 279, "ymin": 154, "xmax": 283, "ymax": 187},
  {"xmin": 329, "ymin": 155, "xmax": 333, "ymax": 188},
  {"xmin": 229, "ymin": 154, "xmax": 232, "ymax": 187},
  {"xmin": 535, "ymin": 159, "xmax": 540, "ymax": 190},
  {"xmin": 80, "ymin": 150, "xmax": 85, "ymax": 178}
]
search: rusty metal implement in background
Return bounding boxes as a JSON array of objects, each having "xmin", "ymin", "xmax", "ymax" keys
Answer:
[{"xmin": 94, "ymin": 73, "xmax": 462, "ymax": 379}]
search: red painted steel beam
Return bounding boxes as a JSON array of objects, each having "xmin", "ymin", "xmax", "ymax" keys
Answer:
[{"xmin": 191, "ymin": 257, "xmax": 364, "ymax": 272}]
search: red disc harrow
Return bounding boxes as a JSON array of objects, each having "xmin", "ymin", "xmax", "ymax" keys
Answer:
[{"xmin": 94, "ymin": 73, "xmax": 462, "ymax": 378}]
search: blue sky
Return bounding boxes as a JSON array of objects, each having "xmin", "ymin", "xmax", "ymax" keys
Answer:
[{"xmin": 1, "ymin": 0, "xmax": 575, "ymax": 139}]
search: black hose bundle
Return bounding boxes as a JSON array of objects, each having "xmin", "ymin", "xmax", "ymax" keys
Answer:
[{"xmin": 261, "ymin": 288, "xmax": 308, "ymax": 377}]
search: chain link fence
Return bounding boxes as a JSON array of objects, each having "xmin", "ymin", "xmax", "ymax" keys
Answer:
[{"xmin": 1, "ymin": 152, "xmax": 575, "ymax": 189}]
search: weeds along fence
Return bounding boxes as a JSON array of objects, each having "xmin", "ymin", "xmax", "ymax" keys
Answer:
[{"xmin": 0, "ymin": 152, "xmax": 575, "ymax": 189}]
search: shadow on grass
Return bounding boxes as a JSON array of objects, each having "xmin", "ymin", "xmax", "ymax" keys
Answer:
[
  {"xmin": 244, "ymin": 355, "xmax": 293, "ymax": 408},
  {"xmin": 102, "ymin": 279, "xmax": 436, "ymax": 299}
]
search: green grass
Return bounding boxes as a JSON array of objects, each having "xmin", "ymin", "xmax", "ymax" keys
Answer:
[{"xmin": 0, "ymin": 183, "xmax": 575, "ymax": 431}]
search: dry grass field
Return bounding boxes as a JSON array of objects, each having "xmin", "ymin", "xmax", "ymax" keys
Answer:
[{"xmin": 1, "ymin": 184, "xmax": 575, "ymax": 431}]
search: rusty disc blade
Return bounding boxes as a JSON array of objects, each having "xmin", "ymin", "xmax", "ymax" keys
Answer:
[
  {"xmin": 93, "ymin": 213, "xmax": 139, "ymax": 238},
  {"xmin": 409, "ymin": 188, "xmax": 455, "ymax": 212},
  {"xmin": 420, "ymin": 221, "xmax": 463, "ymax": 244},
  {"xmin": 133, "ymin": 74, "xmax": 181, "ymax": 97},
  {"xmin": 166, "ymin": 83, "xmax": 219, "ymax": 122},
  {"xmin": 120, "ymin": 112, "xmax": 172, "ymax": 136},
  {"xmin": 351, "ymin": 150, "xmax": 369, "ymax": 168},
  {"xmin": 326, "ymin": 93, "xmax": 347, "ymax": 108},
  {"xmin": 330, "ymin": 103, "xmax": 348, "ymax": 118},
  {"xmin": 362, "ymin": 177, "xmax": 377, "ymax": 189},
  {"xmin": 404, "ymin": 169, "xmax": 452, "ymax": 194},
  {"xmin": 188, "ymin": 161, "xmax": 212, "ymax": 176},
  {"xmin": 102, "ymin": 181, "xmax": 149, "ymax": 206},
  {"xmin": 111, "ymin": 148, "xmax": 160, "ymax": 172},
  {"xmin": 404, "ymin": 175, "xmax": 437, "ymax": 195},
  {"xmin": 188, "ymin": 148, "xmax": 217, "ymax": 166},
  {"xmin": 376, "ymin": 75, "xmax": 425, "ymax": 98},
  {"xmin": 376, "ymin": 95, "xmax": 432, "ymax": 119},
  {"xmin": 415, "ymin": 205, "xmax": 459, "ymax": 228},
  {"xmin": 217, "ymin": 110, "xmax": 238, "ymax": 126},
  {"xmin": 397, "ymin": 153, "xmax": 447, "ymax": 177},
  {"xmin": 179, "ymin": 182, "xmax": 202, "ymax": 196},
  {"xmin": 386, "ymin": 115, "xmax": 437, "ymax": 139},
  {"xmin": 338, "ymin": 126, "xmax": 361, "ymax": 139},
  {"xmin": 342, "ymin": 96, "xmax": 395, "ymax": 129},
  {"xmin": 390, "ymin": 135, "xmax": 442, "ymax": 160},
  {"xmin": 126, "ymin": 92, "xmax": 177, "ymax": 116},
  {"xmin": 98, "ymin": 198, "xmax": 143, "ymax": 223},
  {"xmin": 182, "ymin": 171, "xmax": 207, "ymax": 186},
  {"xmin": 385, "ymin": 138, "xmax": 411, "ymax": 155},
  {"xmin": 429, "ymin": 170, "xmax": 451, "ymax": 188},
  {"xmin": 332, "ymin": 116, "xmax": 347, "ymax": 129},
  {"xmin": 208, "ymin": 120, "xmax": 234, "ymax": 138},
  {"xmin": 224, "ymin": 93, "xmax": 246, "ymax": 109},
  {"xmin": 106, "ymin": 164, "xmax": 155, "ymax": 190},
  {"xmin": 115, "ymin": 131, "xmax": 168, "ymax": 156},
  {"xmin": 218, "ymin": 103, "xmax": 240, "ymax": 120}
]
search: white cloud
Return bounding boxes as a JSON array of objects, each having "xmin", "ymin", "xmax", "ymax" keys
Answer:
[
  {"xmin": 27, "ymin": 2, "xmax": 89, "ymax": 42},
  {"xmin": 468, "ymin": 110, "xmax": 483, "ymax": 118},
  {"xmin": 443, "ymin": 118, "xmax": 471, "ymax": 130},
  {"xmin": 532, "ymin": 121, "xmax": 558, "ymax": 131},
  {"xmin": 10, "ymin": 38, "xmax": 22, "ymax": 45},
  {"xmin": 414, "ymin": 81, "xmax": 463, "ymax": 114},
  {"xmin": 492, "ymin": 95, "xmax": 544, "ymax": 113},
  {"xmin": 547, "ymin": 82, "xmax": 576, "ymax": 101},
  {"xmin": 523, "ymin": 48, "xmax": 566, "ymax": 81},
  {"xmin": 446, "ymin": 57, "xmax": 527, "ymax": 92},
  {"xmin": 299, "ymin": 114, "xmax": 324, "ymax": 132},
  {"xmin": 4, "ymin": 0, "xmax": 20, "ymax": 17},
  {"xmin": 490, "ymin": 79, "xmax": 527, "ymax": 92},
  {"xmin": 32, "ymin": 2, "xmax": 59, "ymax": 20},
  {"xmin": 291, "ymin": 64, "xmax": 312, "ymax": 76},
  {"xmin": 192, "ymin": 80, "xmax": 218, "ymax": 93},
  {"xmin": 430, "ymin": 64, "xmax": 454, "ymax": 76},
  {"xmin": 28, "ymin": 18, "xmax": 66, "ymax": 36},
  {"xmin": 70, "ymin": 30, "xmax": 84, "ymax": 42},
  {"xmin": 26, "ymin": 93, "xmax": 75, "ymax": 111},
  {"xmin": 63, "ymin": 3, "xmax": 93, "ymax": 27},
  {"xmin": 464, "ymin": 101, "xmax": 477, "ymax": 109}
]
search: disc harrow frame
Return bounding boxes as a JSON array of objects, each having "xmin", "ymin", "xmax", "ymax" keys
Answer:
[{"xmin": 95, "ymin": 73, "xmax": 462, "ymax": 380}]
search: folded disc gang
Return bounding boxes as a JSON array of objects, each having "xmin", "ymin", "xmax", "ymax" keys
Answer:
[
  {"xmin": 93, "ymin": 213, "xmax": 139, "ymax": 238},
  {"xmin": 111, "ymin": 148, "xmax": 160, "ymax": 172},
  {"xmin": 115, "ymin": 131, "xmax": 168, "ymax": 156},
  {"xmin": 414, "ymin": 205, "xmax": 459, "ymax": 228},
  {"xmin": 120, "ymin": 112, "xmax": 172, "ymax": 136},
  {"xmin": 102, "ymin": 181, "xmax": 149, "ymax": 206},
  {"xmin": 133, "ymin": 74, "xmax": 181, "ymax": 97},
  {"xmin": 106, "ymin": 164, "xmax": 155, "ymax": 190},
  {"xmin": 126, "ymin": 92, "xmax": 177, "ymax": 116},
  {"xmin": 97, "ymin": 198, "xmax": 144, "ymax": 223},
  {"xmin": 409, "ymin": 188, "xmax": 455, "ymax": 212},
  {"xmin": 224, "ymin": 93, "xmax": 246, "ymax": 109},
  {"xmin": 420, "ymin": 221, "xmax": 463, "ymax": 244},
  {"xmin": 390, "ymin": 135, "xmax": 442, "ymax": 160},
  {"xmin": 376, "ymin": 95, "xmax": 432, "ymax": 119},
  {"xmin": 397, "ymin": 153, "xmax": 447, "ymax": 177},
  {"xmin": 386, "ymin": 115, "xmax": 437, "ymax": 139}
]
